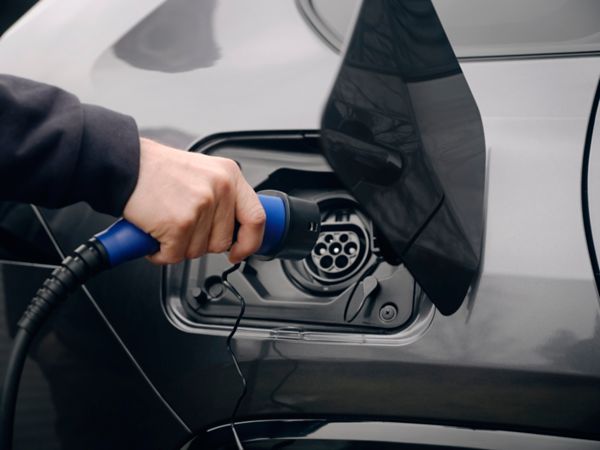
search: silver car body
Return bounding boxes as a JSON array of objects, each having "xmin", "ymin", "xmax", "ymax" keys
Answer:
[{"xmin": 1, "ymin": 0, "xmax": 599, "ymax": 447}]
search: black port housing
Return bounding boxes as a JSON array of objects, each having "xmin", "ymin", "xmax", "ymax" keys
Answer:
[{"xmin": 164, "ymin": 132, "xmax": 421, "ymax": 333}]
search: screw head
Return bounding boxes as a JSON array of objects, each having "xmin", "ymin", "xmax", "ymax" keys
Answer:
[{"xmin": 379, "ymin": 303, "xmax": 398, "ymax": 323}]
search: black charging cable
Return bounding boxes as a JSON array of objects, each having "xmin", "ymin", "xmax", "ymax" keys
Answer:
[
  {"xmin": 221, "ymin": 263, "xmax": 247, "ymax": 450},
  {"xmin": 1, "ymin": 189, "xmax": 319, "ymax": 450},
  {"xmin": 1, "ymin": 256, "xmax": 249, "ymax": 450},
  {"xmin": 0, "ymin": 239, "xmax": 108, "ymax": 450}
]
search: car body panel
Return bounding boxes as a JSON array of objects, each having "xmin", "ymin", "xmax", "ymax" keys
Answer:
[
  {"xmin": 0, "ymin": 260, "xmax": 189, "ymax": 449},
  {"xmin": 0, "ymin": 0, "xmax": 339, "ymax": 148},
  {"xmin": 305, "ymin": 0, "xmax": 600, "ymax": 60},
  {"xmin": 188, "ymin": 419, "xmax": 600, "ymax": 449},
  {"xmin": 0, "ymin": 0, "xmax": 600, "ymax": 448},
  {"xmin": 35, "ymin": 201, "xmax": 600, "ymax": 440}
]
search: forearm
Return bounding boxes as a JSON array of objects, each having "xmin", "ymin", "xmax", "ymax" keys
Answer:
[
  {"xmin": 0, "ymin": 74, "xmax": 139, "ymax": 215},
  {"xmin": 0, "ymin": 74, "xmax": 265, "ymax": 264}
]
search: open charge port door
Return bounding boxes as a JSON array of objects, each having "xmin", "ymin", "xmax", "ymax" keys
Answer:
[{"xmin": 320, "ymin": 0, "xmax": 486, "ymax": 315}]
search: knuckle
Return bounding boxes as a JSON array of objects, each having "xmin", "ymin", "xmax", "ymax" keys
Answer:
[
  {"xmin": 190, "ymin": 190, "xmax": 214, "ymax": 214},
  {"xmin": 176, "ymin": 213, "xmax": 196, "ymax": 231},
  {"xmin": 156, "ymin": 253, "xmax": 181, "ymax": 265},
  {"xmin": 185, "ymin": 248, "xmax": 204, "ymax": 260},
  {"xmin": 220, "ymin": 174, "xmax": 234, "ymax": 195},
  {"xmin": 212, "ymin": 170, "xmax": 233, "ymax": 195},
  {"xmin": 219, "ymin": 157, "xmax": 240, "ymax": 174},
  {"xmin": 148, "ymin": 255, "xmax": 165, "ymax": 266},
  {"xmin": 249, "ymin": 240, "xmax": 262, "ymax": 254},
  {"xmin": 165, "ymin": 256, "xmax": 181, "ymax": 264},
  {"xmin": 198, "ymin": 188, "xmax": 216, "ymax": 209},
  {"xmin": 248, "ymin": 205, "xmax": 267, "ymax": 225},
  {"xmin": 208, "ymin": 238, "xmax": 232, "ymax": 254}
]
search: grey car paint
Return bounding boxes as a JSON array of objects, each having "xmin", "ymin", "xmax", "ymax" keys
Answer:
[
  {"xmin": 113, "ymin": 0, "xmax": 220, "ymax": 73},
  {"xmin": 0, "ymin": 0, "xmax": 599, "ymax": 448},
  {"xmin": 187, "ymin": 419, "xmax": 600, "ymax": 449},
  {"xmin": 304, "ymin": 0, "xmax": 600, "ymax": 59}
]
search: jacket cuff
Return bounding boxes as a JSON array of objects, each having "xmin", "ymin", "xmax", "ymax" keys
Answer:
[{"xmin": 75, "ymin": 104, "xmax": 140, "ymax": 216}]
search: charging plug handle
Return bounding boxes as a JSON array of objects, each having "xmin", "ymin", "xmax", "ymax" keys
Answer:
[{"xmin": 95, "ymin": 191, "xmax": 320, "ymax": 267}]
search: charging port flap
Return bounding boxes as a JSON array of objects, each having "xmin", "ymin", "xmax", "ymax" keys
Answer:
[{"xmin": 320, "ymin": 0, "xmax": 486, "ymax": 315}]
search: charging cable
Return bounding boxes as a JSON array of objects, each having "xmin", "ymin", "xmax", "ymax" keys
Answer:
[
  {"xmin": 221, "ymin": 263, "xmax": 246, "ymax": 449},
  {"xmin": 0, "ymin": 237, "xmax": 112, "ymax": 449},
  {"xmin": 0, "ymin": 191, "xmax": 320, "ymax": 450}
]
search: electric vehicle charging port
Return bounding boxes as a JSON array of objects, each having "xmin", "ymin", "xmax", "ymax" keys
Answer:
[
  {"xmin": 283, "ymin": 197, "xmax": 376, "ymax": 295},
  {"xmin": 310, "ymin": 223, "xmax": 366, "ymax": 281},
  {"xmin": 165, "ymin": 132, "xmax": 430, "ymax": 337}
]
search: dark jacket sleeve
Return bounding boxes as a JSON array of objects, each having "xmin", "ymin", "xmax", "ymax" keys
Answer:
[{"xmin": 0, "ymin": 74, "xmax": 140, "ymax": 216}]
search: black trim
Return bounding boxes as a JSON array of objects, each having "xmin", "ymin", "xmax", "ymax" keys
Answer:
[
  {"xmin": 189, "ymin": 129, "xmax": 320, "ymax": 154},
  {"xmin": 458, "ymin": 51, "xmax": 600, "ymax": 63},
  {"xmin": 581, "ymin": 78, "xmax": 600, "ymax": 297}
]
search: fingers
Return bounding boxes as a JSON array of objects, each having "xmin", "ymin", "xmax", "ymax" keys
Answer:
[
  {"xmin": 206, "ymin": 193, "xmax": 235, "ymax": 255},
  {"xmin": 186, "ymin": 197, "xmax": 215, "ymax": 259},
  {"xmin": 123, "ymin": 139, "xmax": 262, "ymax": 266},
  {"xmin": 146, "ymin": 213, "xmax": 196, "ymax": 265},
  {"xmin": 228, "ymin": 178, "xmax": 266, "ymax": 264},
  {"xmin": 150, "ymin": 160, "xmax": 238, "ymax": 263}
]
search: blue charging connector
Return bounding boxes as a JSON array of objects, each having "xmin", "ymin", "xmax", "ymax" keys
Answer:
[
  {"xmin": 1, "ymin": 191, "xmax": 319, "ymax": 450},
  {"xmin": 93, "ymin": 218, "xmax": 159, "ymax": 267},
  {"xmin": 95, "ymin": 192, "xmax": 318, "ymax": 267}
]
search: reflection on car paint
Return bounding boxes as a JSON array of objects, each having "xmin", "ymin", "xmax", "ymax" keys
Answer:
[{"xmin": 113, "ymin": 0, "xmax": 220, "ymax": 73}]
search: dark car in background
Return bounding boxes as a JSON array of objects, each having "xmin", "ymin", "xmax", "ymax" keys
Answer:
[{"xmin": 1, "ymin": 0, "xmax": 600, "ymax": 448}]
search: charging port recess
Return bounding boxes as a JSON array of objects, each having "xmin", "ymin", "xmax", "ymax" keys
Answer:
[{"xmin": 164, "ymin": 132, "xmax": 432, "ymax": 337}]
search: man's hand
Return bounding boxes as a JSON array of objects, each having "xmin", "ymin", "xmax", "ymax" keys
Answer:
[{"xmin": 123, "ymin": 138, "xmax": 266, "ymax": 265}]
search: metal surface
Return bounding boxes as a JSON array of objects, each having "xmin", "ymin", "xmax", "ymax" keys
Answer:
[
  {"xmin": 0, "ymin": 0, "xmax": 599, "ymax": 448},
  {"xmin": 187, "ymin": 419, "xmax": 600, "ymax": 449},
  {"xmin": 0, "ymin": 0, "xmax": 339, "ymax": 148},
  {"xmin": 299, "ymin": 0, "xmax": 600, "ymax": 60},
  {"xmin": 0, "ymin": 262, "xmax": 189, "ymax": 449}
]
